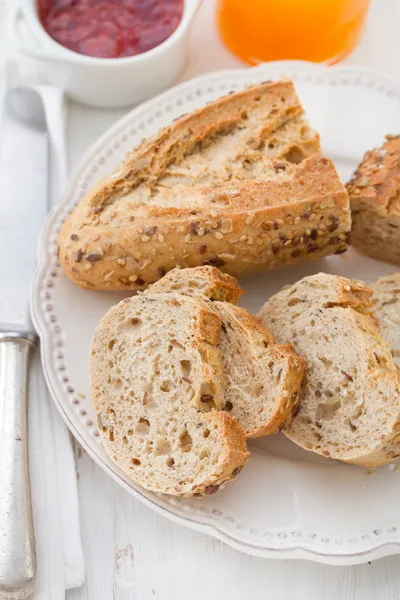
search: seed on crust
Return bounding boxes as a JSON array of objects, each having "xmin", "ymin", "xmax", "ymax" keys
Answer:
[
  {"xmin": 74, "ymin": 249, "xmax": 83, "ymax": 263},
  {"xmin": 189, "ymin": 222, "xmax": 200, "ymax": 235},
  {"xmin": 86, "ymin": 253, "xmax": 101, "ymax": 262},
  {"xmin": 144, "ymin": 226, "xmax": 157, "ymax": 236},
  {"xmin": 261, "ymin": 221, "xmax": 274, "ymax": 231},
  {"xmin": 203, "ymin": 255, "xmax": 226, "ymax": 268}
]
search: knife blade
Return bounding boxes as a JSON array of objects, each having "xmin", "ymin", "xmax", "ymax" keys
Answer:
[
  {"xmin": 0, "ymin": 88, "xmax": 48, "ymax": 333},
  {"xmin": 0, "ymin": 88, "xmax": 49, "ymax": 600}
]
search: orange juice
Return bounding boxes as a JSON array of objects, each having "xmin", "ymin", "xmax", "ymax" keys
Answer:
[{"xmin": 216, "ymin": 0, "xmax": 371, "ymax": 65}]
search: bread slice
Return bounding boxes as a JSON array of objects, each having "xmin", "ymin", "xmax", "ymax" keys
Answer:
[
  {"xmin": 59, "ymin": 80, "xmax": 351, "ymax": 291},
  {"xmin": 214, "ymin": 302, "xmax": 305, "ymax": 437},
  {"xmin": 141, "ymin": 266, "xmax": 243, "ymax": 304},
  {"xmin": 347, "ymin": 135, "xmax": 400, "ymax": 265},
  {"xmin": 91, "ymin": 293, "xmax": 249, "ymax": 497},
  {"xmin": 371, "ymin": 272, "xmax": 400, "ymax": 370},
  {"xmin": 258, "ymin": 273, "xmax": 400, "ymax": 467},
  {"xmin": 144, "ymin": 266, "xmax": 305, "ymax": 437}
]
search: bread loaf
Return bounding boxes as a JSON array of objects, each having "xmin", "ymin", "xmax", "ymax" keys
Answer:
[
  {"xmin": 347, "ymin": 135, "xmax": 400, "ymax": 265},
  {"xmin": 91, "ymin": 293, "xmax": 249, "ymax": 497},
  {"xmin": 143, "ymin": 266, "xmax": 305, "ymax": 437},
  {"xmin": 372, "ymin": 272, "xmax": 400, "ymax": 370},
  {"xmin": 59, "ymin": 80, "xmax": 350, "ymax": 291},
  {"xmin": 258, "ymin": 273, "xmax": 400, "ymax": 467}
]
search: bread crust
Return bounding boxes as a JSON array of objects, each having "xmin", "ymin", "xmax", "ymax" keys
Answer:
[
  {"xmin": 347, "ymin": 135, "xmax": 400, "ymax": 265},
  {"xmin": 58, "ymin": 81, "xmax": 350, "ymax": 291},
  {"xmin": 142, "ymin": 266, "xmax": 243, "ymax": 304}
]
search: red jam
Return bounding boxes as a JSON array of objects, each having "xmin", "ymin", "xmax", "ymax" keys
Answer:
[{"xmin": 37, "ymin": 0, "xmax": 184, "ymax": 59}]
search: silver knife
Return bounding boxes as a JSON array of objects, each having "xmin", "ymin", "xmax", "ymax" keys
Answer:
[{"xmin": 0, "ymin": 88, "xmax": 49, "ymax": 599}]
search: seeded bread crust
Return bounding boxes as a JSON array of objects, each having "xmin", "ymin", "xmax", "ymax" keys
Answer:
[
  {"xmin": 372, "ymin": 272, "xmax": 400, "ymax": 370},
  {"xmin": 141, "ymin": 266, "xmax": 243, "ymax": 304},
  {"xmin": 143, "ymin": 266, "xmax": 305, "ymax": 437},
  {"xmin": 258, "ymin": 273, "xmax": 400, "ymax": 468},
  {"xmin": 347, "ymin": 135, "xmax": 400, "ymax": 265},
  {"xmin": 91, "ymin": 293, "xmax": 249, "ymax": 497},
  {"xmin": 59, "ymin": 81, "xmax": 350, "ymax": 291}
]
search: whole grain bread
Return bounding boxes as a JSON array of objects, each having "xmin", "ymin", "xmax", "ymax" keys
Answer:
[
  {"xmin": 143, "ymin": 266, "xmax": 305, "ymax": 437},
  {"xmin": 59, "ymin": 80, "xmax": 350, "ymax": 291},
  {"xmin": 214, "ymin": 302, "xmax": 305, "ymax": 438},
  {"xmin": 371, "ymin": 272, "xmax": 400, "ymax": 370},
  {"xmin": 258, "ymin": 273, "xmax": 400, "ymax": 467},
  {"xmin": 91, "ymin": 293, "xmax": 249, "ymax": 497},
  {"xmin": 347, "ymin": 135, "xmax": 400, "ymax": 265},
  {"xmin": 141, "ymin": 266, "xmax": 243, "ymax": 303}
]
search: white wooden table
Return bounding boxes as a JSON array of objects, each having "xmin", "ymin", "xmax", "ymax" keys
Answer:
[{"xmin": 49, "ymin": 1, "xmax": 400, "ymax": 598}]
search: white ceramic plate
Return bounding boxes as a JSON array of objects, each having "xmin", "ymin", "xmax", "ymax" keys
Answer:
[{"xmin": 31, "ymin": 61, "xmax": 400, "ymax": 565}]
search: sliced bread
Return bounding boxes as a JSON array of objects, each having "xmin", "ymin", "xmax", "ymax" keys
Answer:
[
  {"xmin": 144, "ymin": 266, "xmax": 305, "ymax": 438},
  {"xmin": 347, "ymin": 135, "xmax": 400, "ymax": 265},
  {"xmin": 141, "ymin": 266, "xmax": 243, "ymax": 303},
  {"xmin": 91, "ymin": 293, "xmax": 249, "ymax": 497},
  {"xmin": 371, "ymin": 272, "xmax": 400, "ymax": 370},
  {"xmin": 59, "ymin": 80, "xmax": 351, "ymax": 291},
  {"xmin": 214, "ymin": 302, "xmax": 305, "ymax": 437},
  {"xmin": 258, "ymin": 273, "xmax": 400, "ymax": 467}
]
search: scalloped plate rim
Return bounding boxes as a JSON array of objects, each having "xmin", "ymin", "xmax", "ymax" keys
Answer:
[{"xmin": 31, "ymin": 60, "xmax": 400, "ymax": 564}]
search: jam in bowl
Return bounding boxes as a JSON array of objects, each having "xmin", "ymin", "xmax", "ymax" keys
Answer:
[
  {"xmin": 10, "ymin": 0, "xmax": 201, "ymax": 107},
  {"xmin": 37, "ymin": 0, "xmax": 184, "ymax": 59}
]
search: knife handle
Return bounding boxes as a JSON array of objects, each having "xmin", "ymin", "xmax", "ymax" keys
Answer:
[{"xmin": 0, "ymin": 333, "xmax": 37, "ymax": 600}]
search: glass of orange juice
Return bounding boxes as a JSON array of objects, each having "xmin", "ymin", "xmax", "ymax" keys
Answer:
[{"xmin": 216, "ymin": 0, "xmax": 371, "ymax": 65}]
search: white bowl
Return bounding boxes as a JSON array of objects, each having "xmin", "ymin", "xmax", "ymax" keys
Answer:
[{"xmin": 10, "ymin": 0, "xmax": 201, "ymax": 108}]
